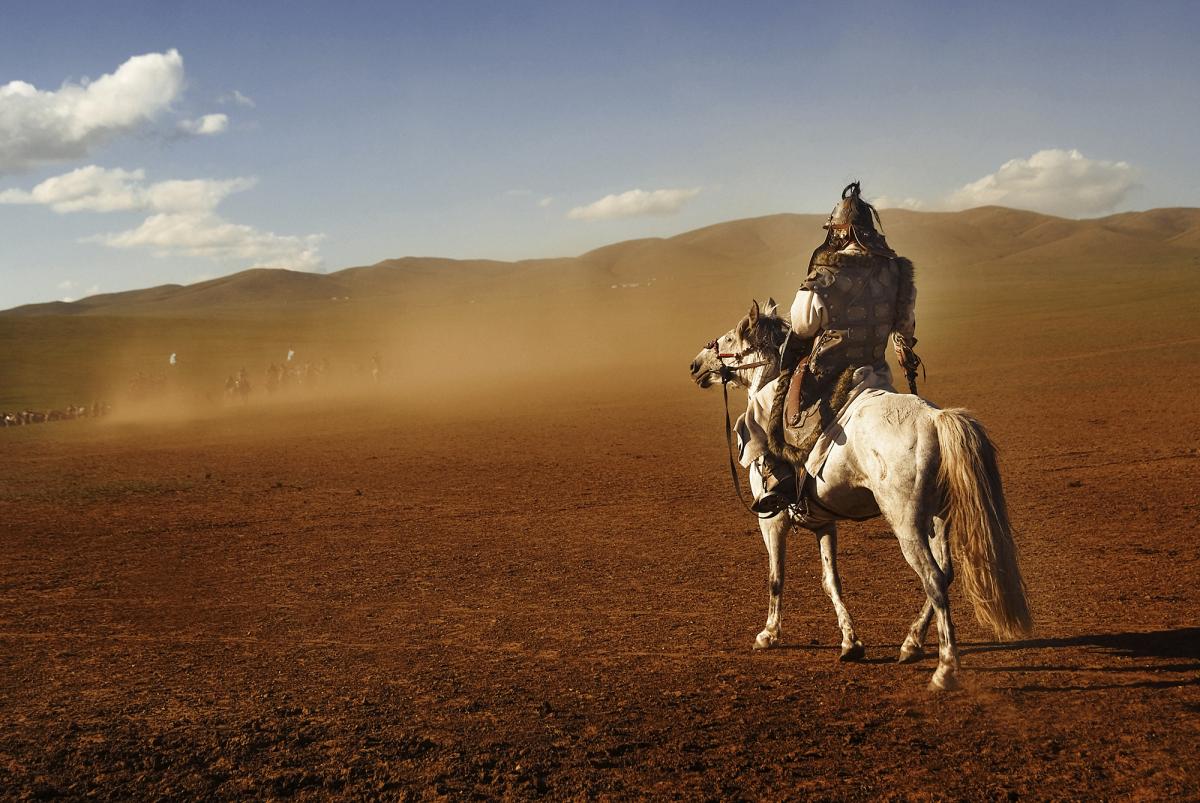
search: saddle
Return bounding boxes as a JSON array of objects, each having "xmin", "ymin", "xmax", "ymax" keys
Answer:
[{"xmin": 767, "ymin": 361, "xmax": 859, "ymax": 470}]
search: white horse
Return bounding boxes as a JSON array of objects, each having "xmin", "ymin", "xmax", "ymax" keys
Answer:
[{"xmin": 689, "ymin": 299, "xmax": 1032, "ymax": 690}]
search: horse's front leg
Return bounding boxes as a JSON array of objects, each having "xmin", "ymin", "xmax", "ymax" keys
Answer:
[
  {"xmin": 754, "ymin": 512, "xmax": 789, "ymax": 650},
  {"xmin": 814, "ymin": 523, "xmax": 865, "ymax": 661}
]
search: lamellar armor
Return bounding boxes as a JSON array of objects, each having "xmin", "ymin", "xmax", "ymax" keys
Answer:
[
  {"xmin": 801, "ymin": 182, "xmax": 913, "ymax": 376},
  {"xmin": 805, "ymin": 249, "xmax": 903, "ymax": 370}
]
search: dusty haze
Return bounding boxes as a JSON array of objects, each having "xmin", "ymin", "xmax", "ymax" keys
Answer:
[{"xmin": 4, "ymin": 206, "xmax": 1199, "ymax": 416}]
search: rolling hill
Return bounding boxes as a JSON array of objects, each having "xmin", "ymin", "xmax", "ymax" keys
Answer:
[{"xmin": 1, "ymin": 206, "xmax": 1198, "ymax": 409}]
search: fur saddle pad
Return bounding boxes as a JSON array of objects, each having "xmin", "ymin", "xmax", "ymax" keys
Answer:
[{"xmin": 767, "ymin": 364, "xmax": 859, "ymax": 468}]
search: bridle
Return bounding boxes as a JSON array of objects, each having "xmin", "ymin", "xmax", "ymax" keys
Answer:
[{"xmin": 704, "ymin": 339, "xmax": 774, "ymax": 383}]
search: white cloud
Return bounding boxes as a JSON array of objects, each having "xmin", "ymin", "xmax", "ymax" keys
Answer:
[
  {"xmin": 57, "ymin": 279, "xmax": 76, "ymax": 290},
  {"xmin": 219, "ymin": 90, "xmax": 255, "ymax": 108},
  {"xmin": 0, "ymin": 165, "xmax": 255, "ymax": 213},
  {"xmin": 947, "ymin": 149, "xmax": 1137, "ymax": 217},
  {"xmin": 4, "ymin": 164, "xmax": 323, "ymax": 271},
  {"xmin": 143, "ymin": 176, "xmax": 257, "ymax": 212},
  {"xmin": 0, "ymin": 166, "xmax": 146, "ymax": 211},
  {"xmin": 872, "ymin": 195, "xmax": 925, "ymax": 211},
  {"xmin": 177, "ymin": 113, "xmax": 228, "ymax": 136},
  {"xmin": 567, "ymin": 187, "xmax": 702, "ymax": 221},
  {"xmin": 91, "ymin": 213, "xmax": 324, "ymax": 270},
  {"xmin": 538, "ymin": 196, "xmax": 554, "ymax": 208},
  {"xmin": 0, "ymin": 50, "xmax": 184, "ymax": 174}
]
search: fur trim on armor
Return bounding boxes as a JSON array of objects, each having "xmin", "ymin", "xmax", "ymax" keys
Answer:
[
  {"xmin": 894, "ymin": 256, "xmax": 915, "ymax": 324},
  {"xmin": 812, "ymin": 249, "xmax": 888, "ymax": 269}
]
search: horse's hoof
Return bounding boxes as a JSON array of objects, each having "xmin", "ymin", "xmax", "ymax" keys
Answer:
[
  {"xmin": 898, "ymin": 644, "xmax": 925, "ymax": 664},
  {"xmin": 753, "ymin": 631, "xmax": 780, "ymax": 651},
  {"xmin": 927, "ymin": 667, "xmax": 961, "ymax": 692},
  {"xmin": 839, "ymin": 641, "xmax": 866, "ymax": 662}
]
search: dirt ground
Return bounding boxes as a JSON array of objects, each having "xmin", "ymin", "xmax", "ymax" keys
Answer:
[{"xmin": 2, "ymin": 329, "xmax": 1199, "ymax": 799}]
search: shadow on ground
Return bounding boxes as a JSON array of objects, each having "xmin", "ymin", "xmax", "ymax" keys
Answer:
[
  {"xmin": 962, "ymin": 627, "xmax": 1200, "ymax": 692},
  {"xmin": 965, "ymin": 627, "xmax": 1200, "ymax": 660}
]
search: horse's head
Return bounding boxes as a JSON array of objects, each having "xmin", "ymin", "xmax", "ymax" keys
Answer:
[{"xmin": 690, "ymin": 297, "xmax": 789, "ymax": 390}]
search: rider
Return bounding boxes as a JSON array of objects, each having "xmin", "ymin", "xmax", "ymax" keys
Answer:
[{"xmin": 737, "ymin": 181, "xmax": 919, "ymax": 514}]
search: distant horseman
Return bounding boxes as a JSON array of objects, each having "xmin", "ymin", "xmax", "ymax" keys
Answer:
[{"xmin": 737, "ymin": 182, "xmax": 922, "ymax": 516}]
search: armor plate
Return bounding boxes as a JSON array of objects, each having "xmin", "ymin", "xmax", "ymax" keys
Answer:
[{"xmin": 802, "ymin": 251, "xmax": 901, "ymax": 373}]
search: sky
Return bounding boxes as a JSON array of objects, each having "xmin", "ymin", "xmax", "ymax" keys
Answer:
[{"xmin": 1, "ymin": 0, "xmax": 1198, "ymax": 309}]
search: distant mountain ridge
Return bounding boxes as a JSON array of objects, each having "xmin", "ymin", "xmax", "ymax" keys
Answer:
[{"xmin": 4, "ymin": 206, "xmax": 1199, "ymax": 317}]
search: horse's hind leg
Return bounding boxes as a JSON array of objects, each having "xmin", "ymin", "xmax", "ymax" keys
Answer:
[
  {"xmin": 815, "ymin": 524, "xmax": 865, "ymax": 661},
  {"xmin": 754, "ymin": 512, "xmax": 789, "ymax": 650},
  {"xmin": 899, "ymin": 515, "xmax": 952, "ymax": 664},
  {"xmin": 899, "ymin": 600, "xmax": 933, "ymax": 664},
  {"xmin": 894, "ymin": 523, "xmax": 959, "ymax": 690}
]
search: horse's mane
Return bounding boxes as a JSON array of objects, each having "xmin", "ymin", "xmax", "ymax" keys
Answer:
[{"xmin": 736, "ymin": 310, "xmax": 790, "ymax": 358}]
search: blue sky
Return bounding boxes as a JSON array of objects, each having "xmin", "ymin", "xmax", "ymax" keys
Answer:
[{"xmin": 1, "ymin": 0, "xmax": 1198, "ymax": 308}]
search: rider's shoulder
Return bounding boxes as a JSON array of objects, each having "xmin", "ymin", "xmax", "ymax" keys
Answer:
[{"xmin": 801, "ymin": 265, "xmax": 838, "ymax": 291}]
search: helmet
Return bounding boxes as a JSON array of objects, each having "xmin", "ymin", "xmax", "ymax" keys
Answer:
[{"xmin": 822, "ymin": 181, "xmax": 894, "ymax": 257}]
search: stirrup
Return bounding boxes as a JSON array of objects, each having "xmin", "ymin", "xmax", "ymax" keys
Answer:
[
  {"xmin": 785, "ymin": 472, "xmax": 821, "ymax": 526},
  {"xmin": 788, "ymin": 494, "xmax": 811, "ymax": 519},
  {"xmin": 787, "ymin": 493, "xmax": 828, "ymax": 529},
  {"xmin": 751, "ymin": 490, "xmax": 792, "ymax": 515}
]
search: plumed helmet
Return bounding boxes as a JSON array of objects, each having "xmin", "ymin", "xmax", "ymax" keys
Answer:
[{"xmin": 822, "ymin": 181, "xmax": 895, "ymax": 257}]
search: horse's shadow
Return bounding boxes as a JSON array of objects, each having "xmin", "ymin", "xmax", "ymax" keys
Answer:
[
  {"xmin": 964, "ymin": 626, "xmax": 1200, "ymax": 659},
  {"xmin": 961, "ymin": 627, "xmax": 1200, "ymax": 692}
]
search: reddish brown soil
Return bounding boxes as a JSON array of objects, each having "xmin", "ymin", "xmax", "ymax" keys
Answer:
[{"xmin": 2, "ymin": 339, "xmax": 1199, "ymax": 800}]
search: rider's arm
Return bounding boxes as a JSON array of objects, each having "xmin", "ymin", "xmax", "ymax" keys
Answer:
[{"xmin": 789, "ymin": 288, "xmax": 827, "ymax": 338}]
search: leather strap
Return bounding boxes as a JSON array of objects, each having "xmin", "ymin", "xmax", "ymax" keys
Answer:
[{"xmin": 721, "ymin": 380, "xmax": 779, "ymax": 520}]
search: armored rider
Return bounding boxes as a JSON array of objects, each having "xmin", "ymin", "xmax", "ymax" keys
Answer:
[{"xmin": 736, "ymin": 182, "xmax": 920, "ymax": 514}]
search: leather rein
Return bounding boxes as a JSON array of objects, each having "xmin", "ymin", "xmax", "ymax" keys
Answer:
[{"xmin": 705, "ymin": 339, "xmax": 780, "ymax": 520}]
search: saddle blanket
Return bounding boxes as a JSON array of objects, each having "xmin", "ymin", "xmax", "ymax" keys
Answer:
[
  {"xmin": 805, "ymin": 386, "xmax": 893, "ymax": 477},
  {"xmin": 736, "ymin": 364, "xmax": 895, "ymax": 475}
]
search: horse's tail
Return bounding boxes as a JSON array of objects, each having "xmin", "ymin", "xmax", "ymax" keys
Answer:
[{"xmin": 933, "ymin": 408, "xmax": 1032, "ymax": 641}]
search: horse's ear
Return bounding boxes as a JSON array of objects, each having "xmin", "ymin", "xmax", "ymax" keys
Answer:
[
  {"xmin": 765, "ymin": 297, "xmax": 778, "ymax": 316},
  {"xmin": 749, "ymin": 299, "xmax": 760, "ymax": 325}
]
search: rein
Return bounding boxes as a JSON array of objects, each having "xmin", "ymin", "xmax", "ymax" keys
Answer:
[
  {"xmin": 704, "ymin": 337, "xmax": 780, "ymax": 520},
  {"xmin": 720, "ymin": 378, "xmax": 778, "ymax": 520}
]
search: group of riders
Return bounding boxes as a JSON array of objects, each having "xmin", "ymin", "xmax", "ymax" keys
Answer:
[
  {"xmin": 4, "ymin": 348, "xmax": 385, "ymax": 425},
  {"xmin": 1, "ymin": 402, "xmax": 109, "ymax": 427},
  {"xmin": 224, "ymin": 360, "xmax": 326, "ymax": 402},
  {"xmin": 731, "ymin": 182, "xmax": 923, "ymax": 520},
  {"xmin": 225, "ymin": 352, "xmax": 383, "ymax": 403}
]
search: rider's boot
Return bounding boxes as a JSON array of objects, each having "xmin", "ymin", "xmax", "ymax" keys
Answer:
[{"xmin": 751, "ymin": 454, "xmax": 798, "ymax": 514}]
